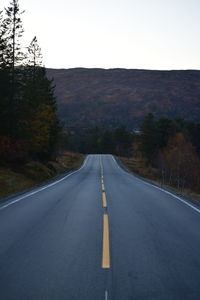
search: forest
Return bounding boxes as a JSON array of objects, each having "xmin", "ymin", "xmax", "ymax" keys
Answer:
[
  {"xmin": 0, "ymin": 0, "xmax": 59, "ymax": 162},
  {"xmin": 130, "ymin": 114, "xmax": 200, "ymax": 194}
]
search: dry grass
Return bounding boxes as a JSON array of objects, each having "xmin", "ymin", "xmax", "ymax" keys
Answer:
[
  {"xmin": 120, "ymin": 156, "xmax": 200, "ymax": 204},
  {"xmin": 57, "ymin": 152, "xmax": 84, "ymax": 171},
  {"xmin": 0, "ymin": 152, "xmax": 84, "ymax": 199},
  {"xmin": 0, "ymin": 169, "xmax": 35, "ymax": 198},
  {"xmin": 120, "ymin": 157, "xmax": 159, "ymax": 180}
]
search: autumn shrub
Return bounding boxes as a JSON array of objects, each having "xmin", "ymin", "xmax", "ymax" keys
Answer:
[{"xmin": 157, "ymin": 133, "xmax": 200, "ymax": 192}]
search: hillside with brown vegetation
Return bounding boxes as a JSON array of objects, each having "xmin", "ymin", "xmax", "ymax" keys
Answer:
[
  {"xmin": 47, "ymin": 68, "xmax": 200, "ymax": 128},
  {"xmin": 0, "ymin": 152, "xmax": 84, "ymax": 199}
]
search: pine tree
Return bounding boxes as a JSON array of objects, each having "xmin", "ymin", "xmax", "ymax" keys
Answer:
[
  {"xmin": 27, "ymin": 36, "xmax": 43, "ymax": 69},
  {"xmin": 2, "ymin": 0, "xmax": 25, "ymax": 134},
  {"xmin": 23, "ymin": 37, "xmax": 56, "ymax": 110},
  {"xmin": 3, "ymin": 0, "xmax": 24, "ymax": 69},
  {"xmin": 0, "ymin": 11, "xmax": 7, "ymax": 69},
  {"xmin": 114, "ymin": 127, "xmax": 132, "ymax": 156},
  {"xmin": 0, "ymin": 10, "xmax": 8, "ymax": 95},
  {"xmin": 139, "ymin": 113, "xmax": 158, "ymax": 163},
  {"xmin": 21, "ymin": 37, "xmax": 43, "ymax": 118},
  {"xmin": 0, "ymin": 1, "xmax": 59, "ymax": 161},
  {"xmin": 21, "ymin": 37, "xmax": 59, "ymax": 158},
  {"xmin": 0, "ymin": 10, "xmax": 10, "ymax": 135}
]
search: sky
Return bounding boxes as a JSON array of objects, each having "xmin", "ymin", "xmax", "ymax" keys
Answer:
[{"xmin": 1, "ymin": 0, "xmax": 200, "ymax": 70}]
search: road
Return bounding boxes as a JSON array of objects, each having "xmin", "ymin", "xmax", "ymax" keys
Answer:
[{"xmin": 0, "ymin": 154, "xmax": 200, "ymax": 300}]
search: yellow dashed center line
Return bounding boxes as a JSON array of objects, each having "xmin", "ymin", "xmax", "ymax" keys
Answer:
[
  {"xmin": 102, "ymin": 191, "xmax": 107, "ymax": 208},
  {"xmin": 100, "ymin": 156, "xmax": 111, "ymax": 269},
  {"xmin": 102, "ymin": 214, "xmax": 110, "ymax": 268}
]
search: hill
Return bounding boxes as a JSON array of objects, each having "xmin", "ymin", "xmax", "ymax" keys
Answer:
[{"xmin": 47, "ymin": 68, "xmax": 200, "ymax": 128}]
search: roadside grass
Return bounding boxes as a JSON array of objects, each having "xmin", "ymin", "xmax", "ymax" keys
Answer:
[
  {"xmin": 57, "ymin": 151, "xmax": 85, "ymax": 171},
  {"xmin": 0, "ymin": 169, "xmax": 35, "ymax": 198},
  {"xmin": 0, "ymin": 152, "xmax": 84, "ymax": 199},
  {"xmin": 120, "ymin": 156, "xmax": 200, "ymax": 204}
]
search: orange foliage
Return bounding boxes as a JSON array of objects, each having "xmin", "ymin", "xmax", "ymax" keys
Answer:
[{"xmin": 160, "ymin": 133, "xmax": 200, "ymax": 191}]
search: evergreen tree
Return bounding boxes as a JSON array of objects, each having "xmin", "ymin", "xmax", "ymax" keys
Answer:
[
  {"xmin": 139, "ymin": 113, "xmax": 158, "ymax": 163},
  {"xmin": 0, "ymin": 1, "xmax": 59, "ymax": 161},
  {"xmin": 113, "ymin": 126, "xmax": 132, "ymax": 156},
  {"xmin": 23, "ymin": 36, "xmax": 43, "ymax": 102},
  {"xmin": 156, "ymin": 118, "xmax": 172, "ymax": 149},
  {"xmin": 27, "ymin": 36, "xmax": 43, "ymax": 68},
  {"xmin": 2, "ymin": 0, "xmax": 25, "ymax": 134},
  {"xmin": 101, "ymin": 130, "xmax": 115, "ymax": 154},
  {"xmin": 3, "ymin": 0, "xmax": 24, "ymax": 69},
  {"xmin": 0, "ymin": 11, "xmax": 7, "ymax": 69},
  {"xmin": 21, "ymin": 37, "xmax": 59, "ymax": 158},
  {"xmin": 23, "ymin": 37, "xmax": 56, "ymax": 110},
  {"xmin": 21, "ymin": 36, "xmax": 43, "ymax": 119},
  {"xmin": 187, "ymin": 122, "xmax": 200, "ymax": 157},
  {"xmin": 0, "ymin": 10, "xmax": 10, "ymax": 135}
]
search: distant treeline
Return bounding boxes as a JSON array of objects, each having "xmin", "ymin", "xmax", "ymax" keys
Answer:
[
  {"xmin": 0, "ymin": 0, "xmax": 59, "ymax": 162},
  {"xmin": 60, "ymin": 114, "xmax": 200, "ymax": 192},
  {"xmin": 59, "ymin": 126, "xmax": 134, "ymax": 157}
]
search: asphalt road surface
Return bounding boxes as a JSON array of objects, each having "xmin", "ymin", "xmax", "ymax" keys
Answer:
[{"xmin": 0, "ymin": 154, "xmax": 200, "ymax": 300}]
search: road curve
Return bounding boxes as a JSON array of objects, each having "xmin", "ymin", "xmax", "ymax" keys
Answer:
[{"xmin": 0, "ymin": 154, "xmax": 200, "ymax": 300}]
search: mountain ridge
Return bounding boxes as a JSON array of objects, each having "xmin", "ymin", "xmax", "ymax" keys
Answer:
[{"xmin": 47, "ymin": 68, "xmax": 200, "ymax": 128}]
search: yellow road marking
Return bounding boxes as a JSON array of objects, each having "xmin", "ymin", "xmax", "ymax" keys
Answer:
[
  {"xmin": 102, "ymin": 183, "xmax": 105, "ymax": 191},
  {"xmin": 102, "ymin": 192, "xmax": 107, "ymax": 207},
  {"xmin": 102, "ymin": 214, "xmax": 110, "ymax": 268}
]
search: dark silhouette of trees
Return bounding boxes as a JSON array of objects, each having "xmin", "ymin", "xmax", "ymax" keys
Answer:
[
  {"xmin": 3, "ymin": 0, "xmax": 25, "ymax": 135},
  {"xmin": 139, "ymin": 113, "xmax": 158, "ymax": 163},
  {"xmin": 0, "ymin": 0, "xmax": 59, "ymax": 161},
  {"xmin": 113, "ymin": 126, "xmax": 132, "ymax": 156},
  {"xmin": 187, "ymin": 122, "xmax": 200, "ymax": 156},
  {"xmin": 63, "ymin": 126, "xmax": 133, "ymax": 156}
]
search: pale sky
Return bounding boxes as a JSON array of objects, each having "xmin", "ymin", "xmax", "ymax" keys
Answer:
[{"xmin": 1, "ymin": 0, "xmax": 200, "ymax": 70}]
